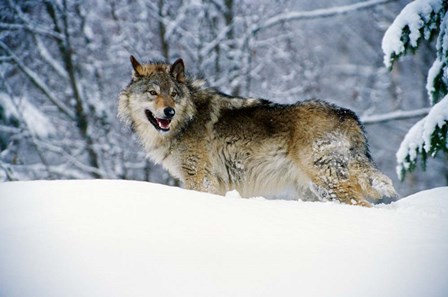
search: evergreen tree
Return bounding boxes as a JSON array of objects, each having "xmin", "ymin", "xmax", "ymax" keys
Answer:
[{"xmin": 382, "ymin": 0, "xmax": 448, "ymax": 180}]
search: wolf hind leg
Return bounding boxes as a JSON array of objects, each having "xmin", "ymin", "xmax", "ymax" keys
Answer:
[{"xmin": 305, "ymin": 135, "xmax": 374, "ymax": 207}]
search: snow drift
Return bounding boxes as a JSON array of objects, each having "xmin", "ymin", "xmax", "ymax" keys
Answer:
[{"xmin": 0, "ymin": 180, "xmax": 447, "ymax": 297}]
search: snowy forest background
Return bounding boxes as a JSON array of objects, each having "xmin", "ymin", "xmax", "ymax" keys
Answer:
[{"xmin": 0, "ymin": 0, "xmax": 446, "ymax": 197}]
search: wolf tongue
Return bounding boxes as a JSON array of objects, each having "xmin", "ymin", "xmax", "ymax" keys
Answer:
[{"xmin": 157, "ymin": 118, "xmax": 171, "ymax": 129}]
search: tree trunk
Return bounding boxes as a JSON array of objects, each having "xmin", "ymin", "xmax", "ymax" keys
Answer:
[
  {"xmin": 158, "ymin": 0, "xmax": 170, "ymax": 60},
  {"xmin": 46, "ymin": 0, "xmax": 101, "ymax": 178}
]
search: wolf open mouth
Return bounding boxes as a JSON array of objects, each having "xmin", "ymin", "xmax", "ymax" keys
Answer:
[{"xmin": 145, "ymin": 109, "xmax": 171, "ymax": 132}]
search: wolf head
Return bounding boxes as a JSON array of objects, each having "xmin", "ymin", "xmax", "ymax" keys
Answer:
[{"xmin": 118, "ymin": 56, "xmax": 194, "ymax": 135}]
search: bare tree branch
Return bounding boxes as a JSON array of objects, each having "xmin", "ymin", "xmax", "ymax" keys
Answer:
[
  {"xmin": 361, "ymin": 108, "xmax": 430, "ymax": 124},
  {"xmin": 252, "ymin": 0, "xmax": 396, "ymax": 35}
]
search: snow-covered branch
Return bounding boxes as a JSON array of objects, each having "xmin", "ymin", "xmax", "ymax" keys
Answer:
[
  {"xmin": 382, "ymin": 0, "xmax": 445, "ymax": 69},
  {"xmin": 0, "ymin": 125, "xmax": 21, "ymax": 133},
  {"xmin": 35, "ymin": 139, "xmax": 108, "ymax": 178},
  {"xmin": 0, "ymin": 22, "xmax": 63, "ymax": 40},
  {"xmin": 199, "ymin": 26, "xmax": 232, "ymax": 58},
  {"xmin": 163, "ymin": 3, "xmax": 191, "ymax": 41},
  {"xmin": 361, "ymin": 108, "xmax": 431, "ymax": 124},
  {"xmin": 35, "ymin": 37, "xmax": 68, "ymax": 79},
  {"xmin": 382, "ymin": 0, "xmax": 448, "ymax": 179},
  {"xmin": 0, "ymin": 42, "xmax": 75, "ymax": 119},
  {"xmin": 5, "ymin": 0, "xmax": 63, "ymax": 40},
  {"xmin": 253, "ymin": 0, "xmax": 396, "ymax": 35},
  {"xmin": 396, "ymin": 96, "xmax": 448, "ymax": 179}
]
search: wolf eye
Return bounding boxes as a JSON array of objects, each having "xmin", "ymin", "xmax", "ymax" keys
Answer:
[
  {"xmin": 171, "ymin": 91, "xmax": 177, "ymax": 97},
  {"xmin": 149, "ymin": 90, "xmax": 157, "ymax": 96}
]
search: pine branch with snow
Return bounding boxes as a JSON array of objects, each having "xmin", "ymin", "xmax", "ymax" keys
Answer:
[
  {"xmin": 382, "ymin": 0, "xmax": 447, "ymax": 69},
  {"xmin": 382, "ymin": 0, "xmax": 448, "ymax": 180}
]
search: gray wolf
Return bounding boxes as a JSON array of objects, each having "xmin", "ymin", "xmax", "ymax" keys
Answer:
[{"xmin": 118, "ymin": 56, "xmax": 398, "ymax": 207}]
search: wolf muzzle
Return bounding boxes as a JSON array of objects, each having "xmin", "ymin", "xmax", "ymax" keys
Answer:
[{"xmin": 145, "ymin": 108, "xmax": 175, "ymax": 132}]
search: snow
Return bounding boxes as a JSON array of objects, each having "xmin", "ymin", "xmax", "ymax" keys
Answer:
[
  {"xmin": 382, "ymin": 0, "xmax": 444, "ymax": 68},
  {"xmin": 0, "ymin": 180, "xmax": 447, "ymax": 297}
]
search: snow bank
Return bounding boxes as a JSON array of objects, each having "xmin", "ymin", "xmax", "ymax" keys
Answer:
[{"xmin": 0, "ymin": 180, "xmax": 447, "ymax": 297}]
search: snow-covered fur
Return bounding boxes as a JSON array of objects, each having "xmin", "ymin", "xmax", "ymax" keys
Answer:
[{"xmin": 118, "ymin": 57, "xmax": 398, "ymax": 207}]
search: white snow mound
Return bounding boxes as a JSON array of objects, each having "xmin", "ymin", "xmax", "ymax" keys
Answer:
[{"xmin": 0, "ymin": 180, "xmax": 447, "ymax": 297}]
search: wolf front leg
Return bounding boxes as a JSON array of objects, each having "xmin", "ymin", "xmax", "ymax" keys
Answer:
[
  {"xmin": 181, "ymin": 155, "xmax": 217, "ymax": 193},
  {"xmin": 308, "ymin": 155, "xmax": 397, "ymax": 207},
  {"xmin": 308, "ymin": 169, "xmax": 372, "ymax": 207}
]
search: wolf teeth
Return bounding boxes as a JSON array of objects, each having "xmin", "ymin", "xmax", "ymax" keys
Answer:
[
  {"xmin": 156, "ymin": 118, "xmax": 171, "ymax": 129},
  {"xmin": 144, "ymin": 109, "xmax": 171, "ymax": 131}
]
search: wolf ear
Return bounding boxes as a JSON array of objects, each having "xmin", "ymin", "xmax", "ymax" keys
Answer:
[
  {"xmin": 130, "ymin": 55, "xmax": 143, "ymax": 77},
  {"xmin": 170, "ymin": 58, "xmax": 185, "ymax": 83}
]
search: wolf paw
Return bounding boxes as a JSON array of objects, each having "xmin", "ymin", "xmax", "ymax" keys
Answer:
[
  {"xmin": 371, "ymin": 175, "xmax": 399, "ymax": 202},
  {"xmin": 350, "ymin": 198, "xmax": 372, "ymax": 208}
]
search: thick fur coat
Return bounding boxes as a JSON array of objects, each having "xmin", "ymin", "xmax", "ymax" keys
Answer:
[{"xmin": 118, "ymin": 57, "xmax": 398, "ymax": 206}]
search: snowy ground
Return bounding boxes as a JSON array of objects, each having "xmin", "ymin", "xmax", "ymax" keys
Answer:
[{"xmin": 0, "ymin": 180, "xmax": 447, "ymax": 297}]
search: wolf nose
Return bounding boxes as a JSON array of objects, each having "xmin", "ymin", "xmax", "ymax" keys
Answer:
[{"xmin": 164, "ymin": 107, "xmax": 175, "ymax": 118}]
